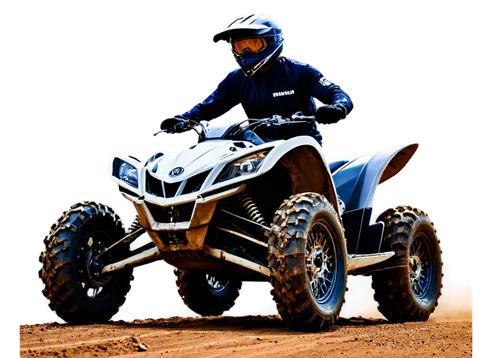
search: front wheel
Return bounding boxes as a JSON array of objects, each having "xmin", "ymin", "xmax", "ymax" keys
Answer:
[
  {"xmin": 372, "ymin": 206, "xmax": 443, "ymax": 322},
  {"xmin": 39, "ymin": 202, "xmax": 133, "ymax": 324},
  {"xmin": 268, "ymin": 193, "xmax": 347, "ymax": 331}
]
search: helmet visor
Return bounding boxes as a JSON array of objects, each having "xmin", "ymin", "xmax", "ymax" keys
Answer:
[{"xmin": 231, "ymin": 37, "xmax": 268, "ymax": 56}]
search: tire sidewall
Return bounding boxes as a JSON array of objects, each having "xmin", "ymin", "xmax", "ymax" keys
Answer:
[
  {"xmin": 408, "ymin": 219, "xmax": 442, "ymax": 311},
  {"xmin": 304, "ymin": 209, "xmax": 347, "ymax": 316}
]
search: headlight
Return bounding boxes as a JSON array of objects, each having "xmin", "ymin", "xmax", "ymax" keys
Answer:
[
  {"xmin": 216, "ymin": 151, "xmax": 269, "ymax": 183},
  {"xmin": 112, "ymin": 158, "xmax": 138, "ymax": 188}
]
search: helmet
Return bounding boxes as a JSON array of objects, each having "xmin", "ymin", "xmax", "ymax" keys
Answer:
[{"xmin": 213, "ymin": 13, "xmax": 284, "ymax": 77}]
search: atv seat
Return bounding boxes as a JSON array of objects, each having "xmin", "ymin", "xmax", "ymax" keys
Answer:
[{"xmin": 328, "ymin": 160, "xmax": 349, "ymax": 174}]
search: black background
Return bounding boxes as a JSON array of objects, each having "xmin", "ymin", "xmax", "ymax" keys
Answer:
[{"xmin": 18, "ymin": 5, "xmax": 479, "ymax": 320}]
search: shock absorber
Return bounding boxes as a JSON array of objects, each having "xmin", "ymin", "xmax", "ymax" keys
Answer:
[{"xmin": 238, "ymin": 193, "xmax": 268, "ymax": 227}]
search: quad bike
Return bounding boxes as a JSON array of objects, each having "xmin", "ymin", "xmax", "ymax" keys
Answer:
[{"xmin": 39, "ymin": 115, "xmax": 443, "ymax": 331}]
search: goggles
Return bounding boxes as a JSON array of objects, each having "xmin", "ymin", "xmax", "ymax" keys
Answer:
[{"xmin": 231, "ymin": 36, "xmax": 272, "ymax": 56}]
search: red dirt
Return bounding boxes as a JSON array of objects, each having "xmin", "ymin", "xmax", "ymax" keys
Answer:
[{"xmin": 20, "ymin": 314, "xmax": 472, "ymax": 357}]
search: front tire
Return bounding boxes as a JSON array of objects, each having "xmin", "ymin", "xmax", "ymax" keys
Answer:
[
  {"xmin": 175, "ymin": 269, "xmax": 242, "ymax": 316},
  {"xmin": 372, "ymin": 206, "xmax": 443, "ymax": 322},
  {"xmin": 39, "ymin": 202, "xmax": 133, "ymax": 324},
  {"xmin": 268, "ymin": 193, "xmax": 347, "ymax": 331}
]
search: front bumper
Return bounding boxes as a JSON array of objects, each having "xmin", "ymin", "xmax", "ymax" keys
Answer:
[{"xmin": 131, "ymin": 184, "xmax": 245, "ymax": 252}]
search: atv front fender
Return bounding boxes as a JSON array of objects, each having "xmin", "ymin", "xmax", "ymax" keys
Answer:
[{"xmin": 259, "ymin": 136, "xmax": 340, "ymax": 213}]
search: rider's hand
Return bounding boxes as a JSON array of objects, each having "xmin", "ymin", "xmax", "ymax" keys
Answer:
[
  {"xmin": 160, "ymin": 116, "xmax": 189, "ymax": 133},
  {"xmin": 315, "ymin": 104, "xmax": 347, "ymax": 124}
]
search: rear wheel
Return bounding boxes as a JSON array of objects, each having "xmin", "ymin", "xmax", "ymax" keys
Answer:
[
  {"xmin": 268, "ymin": 193, "xmax": 347, "ymax": 331},
  {"xmin": 175, "ymin": 269, "xmax": 242, "ymax": 316},
  {"xmin": 39, "ymin": 202, "xmax": 133, "ymax": 324},
  {"xmin": 126, "ymin": 213, "xmax": 151, "ymax": 251},
  {"xmin": 372, "ymin": 206, "xmax": 443, "ymax": 322}
]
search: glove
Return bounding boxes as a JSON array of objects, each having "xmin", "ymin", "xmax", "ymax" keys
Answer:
[
  {"xmin": 160, "ymin": 116, "xmax": 189, "ymax": 133},
  {"xmin": 315, "ymin": 104, "xmax": 347, "ymax": 124}
]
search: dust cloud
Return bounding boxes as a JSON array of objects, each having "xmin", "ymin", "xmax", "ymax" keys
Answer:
[
  {"xmin": 340, "ymin": 268, "xmax": 472, "ymax": 322},
  {"xmin": 167, "ymin": 265, "xmax": 474, "ymax": 322}
]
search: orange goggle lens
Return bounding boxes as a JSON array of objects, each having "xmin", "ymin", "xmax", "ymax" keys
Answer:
[{"xmin": 231, "ymin": 37, "xmax": 267, "ymax": 55}]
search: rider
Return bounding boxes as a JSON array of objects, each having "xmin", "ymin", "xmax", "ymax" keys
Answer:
[{"xmin": 161, "ymin": 13, "xmax": 353, "ymax": 145}]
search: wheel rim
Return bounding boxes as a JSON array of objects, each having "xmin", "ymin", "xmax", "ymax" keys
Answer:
[
  {"xmin": 205, "ymin": 274, "xmax": 230, "ymax": 295},
  {"xmin": 77, "ymin": 232, "xmax": 118, "ymax": 300},
  {"xmin": 306, "ymin": 220, "xmax": 337, "ymax": 304},
  {"xmin": 409, "ymin": 233, "xmax": 434, "ymax": 303}
]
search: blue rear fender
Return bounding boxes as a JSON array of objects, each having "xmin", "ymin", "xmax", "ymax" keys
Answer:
[{"xmin": 331, "ymin": 143, "xmax": 419, "ymax": 256}]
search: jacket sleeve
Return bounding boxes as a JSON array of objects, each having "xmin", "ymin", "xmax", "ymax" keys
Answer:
[
  {"xmin": 181, "ymin": 72, "xmax": 240, "ymax": 121},
  {"xmin": 302, "ymin": 65, "xmax": 354, "ymax": 114}
]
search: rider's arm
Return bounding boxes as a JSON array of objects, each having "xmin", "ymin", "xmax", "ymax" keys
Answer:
[
  {"xmin": 302, "ymin": 65, "xmax": 354, "ymax": 116},
  {"xmin": 180, "ymin": 71, "xmax": 240, "ymax": 121}
]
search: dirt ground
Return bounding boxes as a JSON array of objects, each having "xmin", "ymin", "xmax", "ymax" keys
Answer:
[{"xmin": 20, "ymin": 314, "xmax": 472, "ymax": 357}]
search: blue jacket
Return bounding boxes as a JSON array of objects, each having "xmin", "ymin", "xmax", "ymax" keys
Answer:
[{"xmin": 181, "ymin": 57, "xmax": 353, "ymax": 144}]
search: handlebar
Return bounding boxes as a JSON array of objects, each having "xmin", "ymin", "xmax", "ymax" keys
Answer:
[
  {"xmin": 240, "ymin": 114, "xmax": 315, "ymax": 129},
  {"xmin": 152, "ymin": 119, "xmax": 204, "ymax": 141},
  {"xmin": 154, "ymin": 114, "xmax": 317, "ymax": 140}
]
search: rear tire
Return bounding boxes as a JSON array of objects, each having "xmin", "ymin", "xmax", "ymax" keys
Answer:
[
  {"xmin": 126, "ymin": 213, "xmax": 152, "ymax": 251},
  {"xmin": 372, "ymin": 206, "xmax": 443, "ymax": 322},
  {"xmin": 268, "ymin": 193, "xmax": 347, "ymax": 331},
  {"xmin": 175, "ymin": 269, "xmax": 242, "ymax": 316},
  {"xmin": 39, "ymin": 202, "xmax": 133, "ymax": 324}
]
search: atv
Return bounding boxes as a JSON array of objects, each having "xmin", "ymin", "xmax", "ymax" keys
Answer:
[{"xmin": 39, "ymin": 115, "xmax": 443, "ymax": 331}]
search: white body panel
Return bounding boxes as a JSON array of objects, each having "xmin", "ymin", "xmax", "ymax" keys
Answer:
[
  {"xmin": 108, "ymin": 125, "xmax": 338, "ymax": 257},
  {"xmin": 109, "ymin": 135, "xmax": 332, "ymax": 207},
  {"xmin": 203, "ymin": 121, "xmax": 235, "ymax": 140}
]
